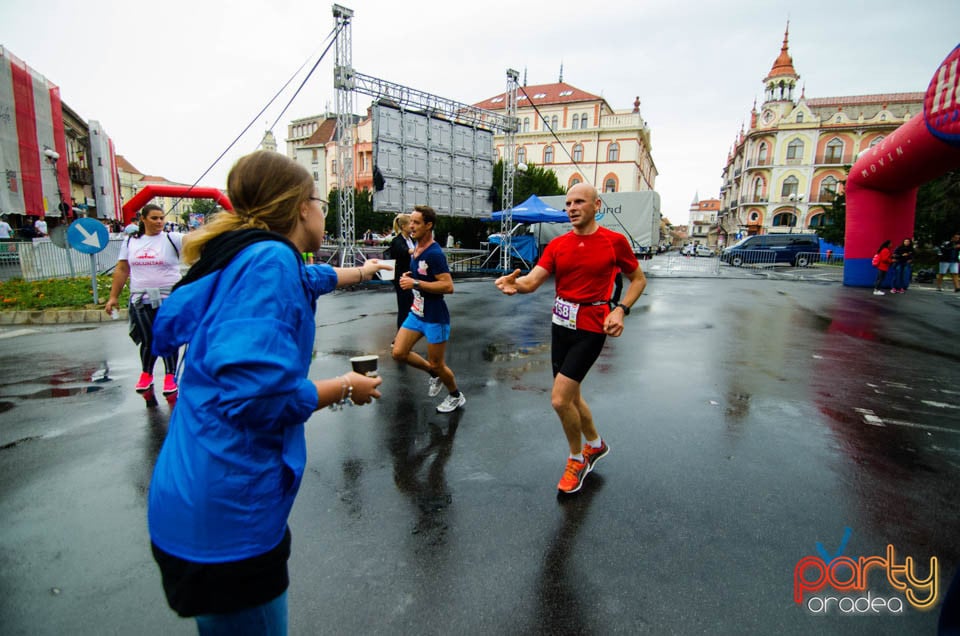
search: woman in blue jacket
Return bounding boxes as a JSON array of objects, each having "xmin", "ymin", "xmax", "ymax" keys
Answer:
[{"xmin": 148, "ymin": 151, "xmax": 386, "ymax": 634}]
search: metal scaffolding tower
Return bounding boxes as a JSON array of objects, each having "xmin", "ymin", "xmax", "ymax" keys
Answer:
[
  {"xmin": 331, "ymin": 5, "xmax": 521, "ymax": 271},
  {"xmin": 499, "ymin": 69, "xmax": 519, "ymax": 272},
  {"xmin": 332, "ymin": 4, "xmax": 361, "ymax": 266}
]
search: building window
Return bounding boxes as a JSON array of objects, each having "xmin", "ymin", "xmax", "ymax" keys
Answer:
[
  {"xmin": 570, "ymin": 176, "xmax": 581, "ymax": 187},
  {"xmin": 781, "ymin": 175, "xmax": 799, "ymax": 198},
  {"xmin": 544, "ymin": 146, "xmax": 554, "ymax": 164},
  {"xmin": 786, "ymin": 139, "xmax": 804, "ymax": 161},
  {"xmin": 331, "ymin": 160, "xmax": 337, "ymax": 174},
  {"xmin": 573, "ymin": 144, "xmax": 583, "ymax": 162},
  {"xmin": 796, "ymin": 111, "xmax": 804, "ymax": 123},
  {"xmin": 311, "ymin": 149, "xmax": 318, "ymax": 162},
  {"xmin": 604, "ymin": 178, "xmax": 617, "ymax": 192},
  {"xmin": 809, "ymin": 214, "xmax": 828, "ymax": 228},
  {"xmin": 523, "ymin": 117, "xmax": 530, "ymax": 132},
  {"xmin": 869, "ymin": 136, "xmax": 884, "ymax": 148},
  {"xmin": 517, "ymin": 147, "xmax": 526, "ymax": 164},
  {"xmin": 824, "ymin": 138, "xmax": 843, "ymax": 163},
  {"xmin": 818, "ymin": 176, "xmax": 838, "ymax": 202},
  {"xmin": 607, "ymin": 143, "xmax": 619, "ymax": 162},
  {"xmin": 580, "ymin": 113, "xmax": 589, "ymax": 128},
  {"xmin": 551, "ymin": 115, "xmax": 558, "ymax": 130},
  {"xmin": 313, "ymin": 171, "xmax": 319, "ymax": 181},
  {"xmin": 757, "ymin": 143, "xmax": 768, "ymax": 164},
  {"xmin": 773, "ymin": 212, "xmax": 797, "ymax": 227},
  {"xmin": 571, "ymin": 114, "xmax": 580, "ymax": 129},
  {"xmin": 752, "ymin": 177, "xmax": 764, "ymax": 201}
]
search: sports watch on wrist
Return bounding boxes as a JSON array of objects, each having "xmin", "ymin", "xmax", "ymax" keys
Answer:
[
  {"xmin": 413, "ymin": 279, "xmax": 420, "ymax": 288},
  {"xmin": 615, "ymin": 303, "xmax": 630, "ymax": 316}
]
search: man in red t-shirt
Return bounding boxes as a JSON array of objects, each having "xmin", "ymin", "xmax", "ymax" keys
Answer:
[{"xmin": 495, "ymin": 183, "xmax": 647, "ymax": 494}]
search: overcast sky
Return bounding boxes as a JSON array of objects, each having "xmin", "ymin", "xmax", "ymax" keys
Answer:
[{"xmin": 2, "ymin": 0, "xmax": 957, "ymax": 224}]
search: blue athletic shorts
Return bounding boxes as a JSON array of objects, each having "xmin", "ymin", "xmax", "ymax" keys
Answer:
[
  {"xmin": 401, "ymin": 313, "xmax": 451, "ymax": 344},
  {"xmin": 939, "ymin": 262, "xmax": 959, "ymax": 275}
]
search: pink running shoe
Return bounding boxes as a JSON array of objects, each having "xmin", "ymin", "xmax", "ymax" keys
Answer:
[
  {"xmin": 135, "ymin": 372, "xmax": 153, "ymax": 394},
  {"xmin": 162, "ymin": 374, "xmax": 178, "ymax": 396}
]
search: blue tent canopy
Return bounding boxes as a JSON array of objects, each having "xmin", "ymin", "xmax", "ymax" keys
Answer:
[{"xmin": 488, "ymin": 195, "xmax": 568, "ymax": 224}]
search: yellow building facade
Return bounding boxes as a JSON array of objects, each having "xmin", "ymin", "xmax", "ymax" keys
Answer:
[{"xmin": 474, "ymin": 81, "xmax": 658, "ymax": 193}]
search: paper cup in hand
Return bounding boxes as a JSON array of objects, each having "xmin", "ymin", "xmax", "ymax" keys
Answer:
[
  {"xmin": 350, "ymin": 355, "xmax": 379, "ymax": 377},
  {"xmin": 378, "ymin": 260, "xmax": 396, "ymax": 281}
]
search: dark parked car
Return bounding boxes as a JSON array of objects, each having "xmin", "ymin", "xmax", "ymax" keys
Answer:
[{"xmin": 720, "ymin": 233, "xmax": 820, "ymax": 267}]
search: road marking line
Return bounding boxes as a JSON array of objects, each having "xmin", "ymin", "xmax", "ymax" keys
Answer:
[
  {"xmin": 883, "ymin": 419, "xmax": 960, "ymax": 435},
  {"xmin": 854, "ymin": 407, "xmax": 885, "ymax": 426},
  {"xmin": 0, "ymin": 328, "xmax": 38, "ymax": 339}
]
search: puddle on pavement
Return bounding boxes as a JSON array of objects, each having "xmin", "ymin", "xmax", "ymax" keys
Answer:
[
  {"xmin": 483, "ymin": 341, "xmax": 549, "ymax": 363},
  {"xmin": 0, "ymin": 363, "xmax": 114, "ymax": 405}
]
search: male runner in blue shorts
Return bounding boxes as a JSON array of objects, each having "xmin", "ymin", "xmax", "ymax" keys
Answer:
[
  {"xmin": 495, "ymin": 183, "xmax": 646, "ymax": 494},
  {"xmin": 392, "ymin": 206, "xmax": 466, "ymax": 413}
]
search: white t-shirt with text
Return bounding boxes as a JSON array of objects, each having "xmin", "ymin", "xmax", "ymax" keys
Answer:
[{"xmin": 118, "ymin": 232, "xmax": 183, "ymax": 293}]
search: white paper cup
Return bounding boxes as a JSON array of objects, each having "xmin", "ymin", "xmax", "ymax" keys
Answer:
[
  {"xmin": 350, "ymin": 355, "xmax": 379, "ymax": 376},
  {"xmin": 378, "ymin": 260, "xmax": 396, "ymax": 281}
]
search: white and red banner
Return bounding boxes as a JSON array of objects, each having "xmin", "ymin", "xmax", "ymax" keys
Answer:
[{"xmin": 0, "ymin": 45, "xmax": 70, "ymax": 219}]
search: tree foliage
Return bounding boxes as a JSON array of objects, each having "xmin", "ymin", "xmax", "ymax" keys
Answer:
[
  {"xmin": 914, "ymin": 168, "xmax": 960, "ymax": 247},
  {"xmin": 187, "ymin": 198, "xmax": 218, "ymax": 225},
  {"xmin": 491, "ymin": 159, "xmax": 565, "ymax": 212}
]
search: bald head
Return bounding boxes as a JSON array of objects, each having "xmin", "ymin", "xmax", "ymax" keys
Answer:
[
  {"xmin": 565, "ymin": 182, "xmax": 602, "ymax": 233},
  {"xmin": 567, "ymin": 182, "xmax": 598, "ymax": 203}
]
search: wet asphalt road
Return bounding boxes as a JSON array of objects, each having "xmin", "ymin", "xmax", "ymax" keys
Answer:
[{"xmin": 1, "ymin": 276, "xmax": 958, "ymax": 635}]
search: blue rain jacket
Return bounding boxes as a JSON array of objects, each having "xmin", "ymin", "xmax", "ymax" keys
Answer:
[{"xmin": 147, "ymin": 240, "xmax": 337, "ymax": 562}]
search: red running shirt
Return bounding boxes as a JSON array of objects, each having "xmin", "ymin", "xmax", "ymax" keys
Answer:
[{"xmin": 537, "ymin": 226, "xmax": 639, "ymax": 333}]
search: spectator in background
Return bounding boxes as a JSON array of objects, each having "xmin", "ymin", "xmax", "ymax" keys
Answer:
[
  {"xmin": 34, "ymin": 216, "xmax": 47, "ymax": 237},
  {"xmin": 936, "ymin": 233, "xmax": 960, "ymax": 292},
  {"xmin": 872, "ymin": 240, "xmax": 892, "ymax": 296},
  {"xmin": 889, "ymin": 238, "xmax": 914, "ymax": 294},
  {"xmin": 0, "ymin": 215, "xmax": 11, "ymax": 239},
  {"xmin": 386, "ymin": 213, "xmax": 415, "ymax": 331},
  {"xmin": 105, "ymin": 204, "xmax": 184, "ymax": 399}
]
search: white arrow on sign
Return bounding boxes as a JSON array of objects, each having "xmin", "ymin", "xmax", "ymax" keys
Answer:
[{"xmin": 75, "ymin": 223, "xmax": 102, "ymax": 249}]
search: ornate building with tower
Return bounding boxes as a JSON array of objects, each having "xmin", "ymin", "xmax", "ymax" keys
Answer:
[{"xmin": 717, "ymin": 26, "xmax": 924, "ymax": 247}]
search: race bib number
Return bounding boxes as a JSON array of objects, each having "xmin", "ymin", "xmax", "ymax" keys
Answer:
[
  {"xmin": 411, "ymin": 289, "xmax": 425, "ymax": 317},
  {"xmin": 552, "ymin": 297, "xmax": 579, "ymax": 330}
]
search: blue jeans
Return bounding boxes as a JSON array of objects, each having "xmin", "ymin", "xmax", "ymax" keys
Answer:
[
  {"xmin": 195, "ymin": 591, "xmax": 287, "ymax": 636},
  {"xmin": 891, "ymin": 262, "xmax": 912, "ymax": 289}
]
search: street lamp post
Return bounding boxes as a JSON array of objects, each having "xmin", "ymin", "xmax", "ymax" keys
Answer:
[{"xmin": 788, "ymin": 193, "xmax": 803, "ymax": 233}]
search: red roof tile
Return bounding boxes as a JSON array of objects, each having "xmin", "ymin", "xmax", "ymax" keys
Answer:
[{"xmin": 474, "ymin": 82, "xmax": 605, "ymax": 110}]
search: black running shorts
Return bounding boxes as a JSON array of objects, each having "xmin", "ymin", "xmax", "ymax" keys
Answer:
[{"xmin": 551, "ymin": 324, "xmax": 607, "ymax": 383}]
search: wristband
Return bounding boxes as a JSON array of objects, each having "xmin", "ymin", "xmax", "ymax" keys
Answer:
[{"xmin": 328, "ymin": 375, "xmax": 355, "ymax": 411}]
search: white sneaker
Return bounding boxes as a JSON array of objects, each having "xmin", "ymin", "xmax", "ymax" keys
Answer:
[
  {"xmin": 873, "ymin": 290, "xmax": 885, "ymax": 295},
  {"xmin": 436, "ymin": 393, "xmax": 466, "ymax": 413},
  {"xmin": 428, "ymin": 376, "xmax": 443, "ymax": 397}
]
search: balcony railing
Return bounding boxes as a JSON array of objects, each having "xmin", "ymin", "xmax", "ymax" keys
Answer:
[
  {"xmin": 739, "ymin": 196, "xmax": 768, "ymax": 205},
  {"xmin": 68, "ymin": 165, "xmax": 93, "ymax": 185},
  {"xmin": 815, "ymin": 155, "xmax": 845, "ymax": 165},
  {"xmin": 745, "ymin": 158, "xmax": 773, "ymax": 168}
]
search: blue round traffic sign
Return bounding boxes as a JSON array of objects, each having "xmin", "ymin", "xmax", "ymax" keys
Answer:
[{"xmin": 67, "ymin": 217, "xmax": 110, "ymax": 254}]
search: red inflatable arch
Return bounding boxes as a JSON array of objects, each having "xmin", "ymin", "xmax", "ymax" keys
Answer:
[
  {"xmin": 121, "ymin": 184, "xmax": 232, "ymax": 225},
  {"xmin": 844, "ymin": 44, "xmax": 960, "ymax": 286}
]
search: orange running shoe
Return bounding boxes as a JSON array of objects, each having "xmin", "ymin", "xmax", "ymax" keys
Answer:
[
  {"xmin": 582, "ymin": 439, "xmax": 610, "ymax": 473},
  {"xmin": 556, "ymin": 457, "xmax": 589, "ymax": 494}
]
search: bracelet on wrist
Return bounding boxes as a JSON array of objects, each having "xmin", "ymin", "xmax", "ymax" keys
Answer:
[{"xmin": 328, "ymin": 375, "xmax": 355, "ymax": 411}]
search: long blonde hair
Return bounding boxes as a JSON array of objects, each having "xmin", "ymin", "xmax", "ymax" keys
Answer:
[
  {"xmin": 181, "ymin": 151, "xmax": 314, "ymax": 264},
  {"xmin": 392, "ymin": 213, "xmax": 411, "ymax": 236}
]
